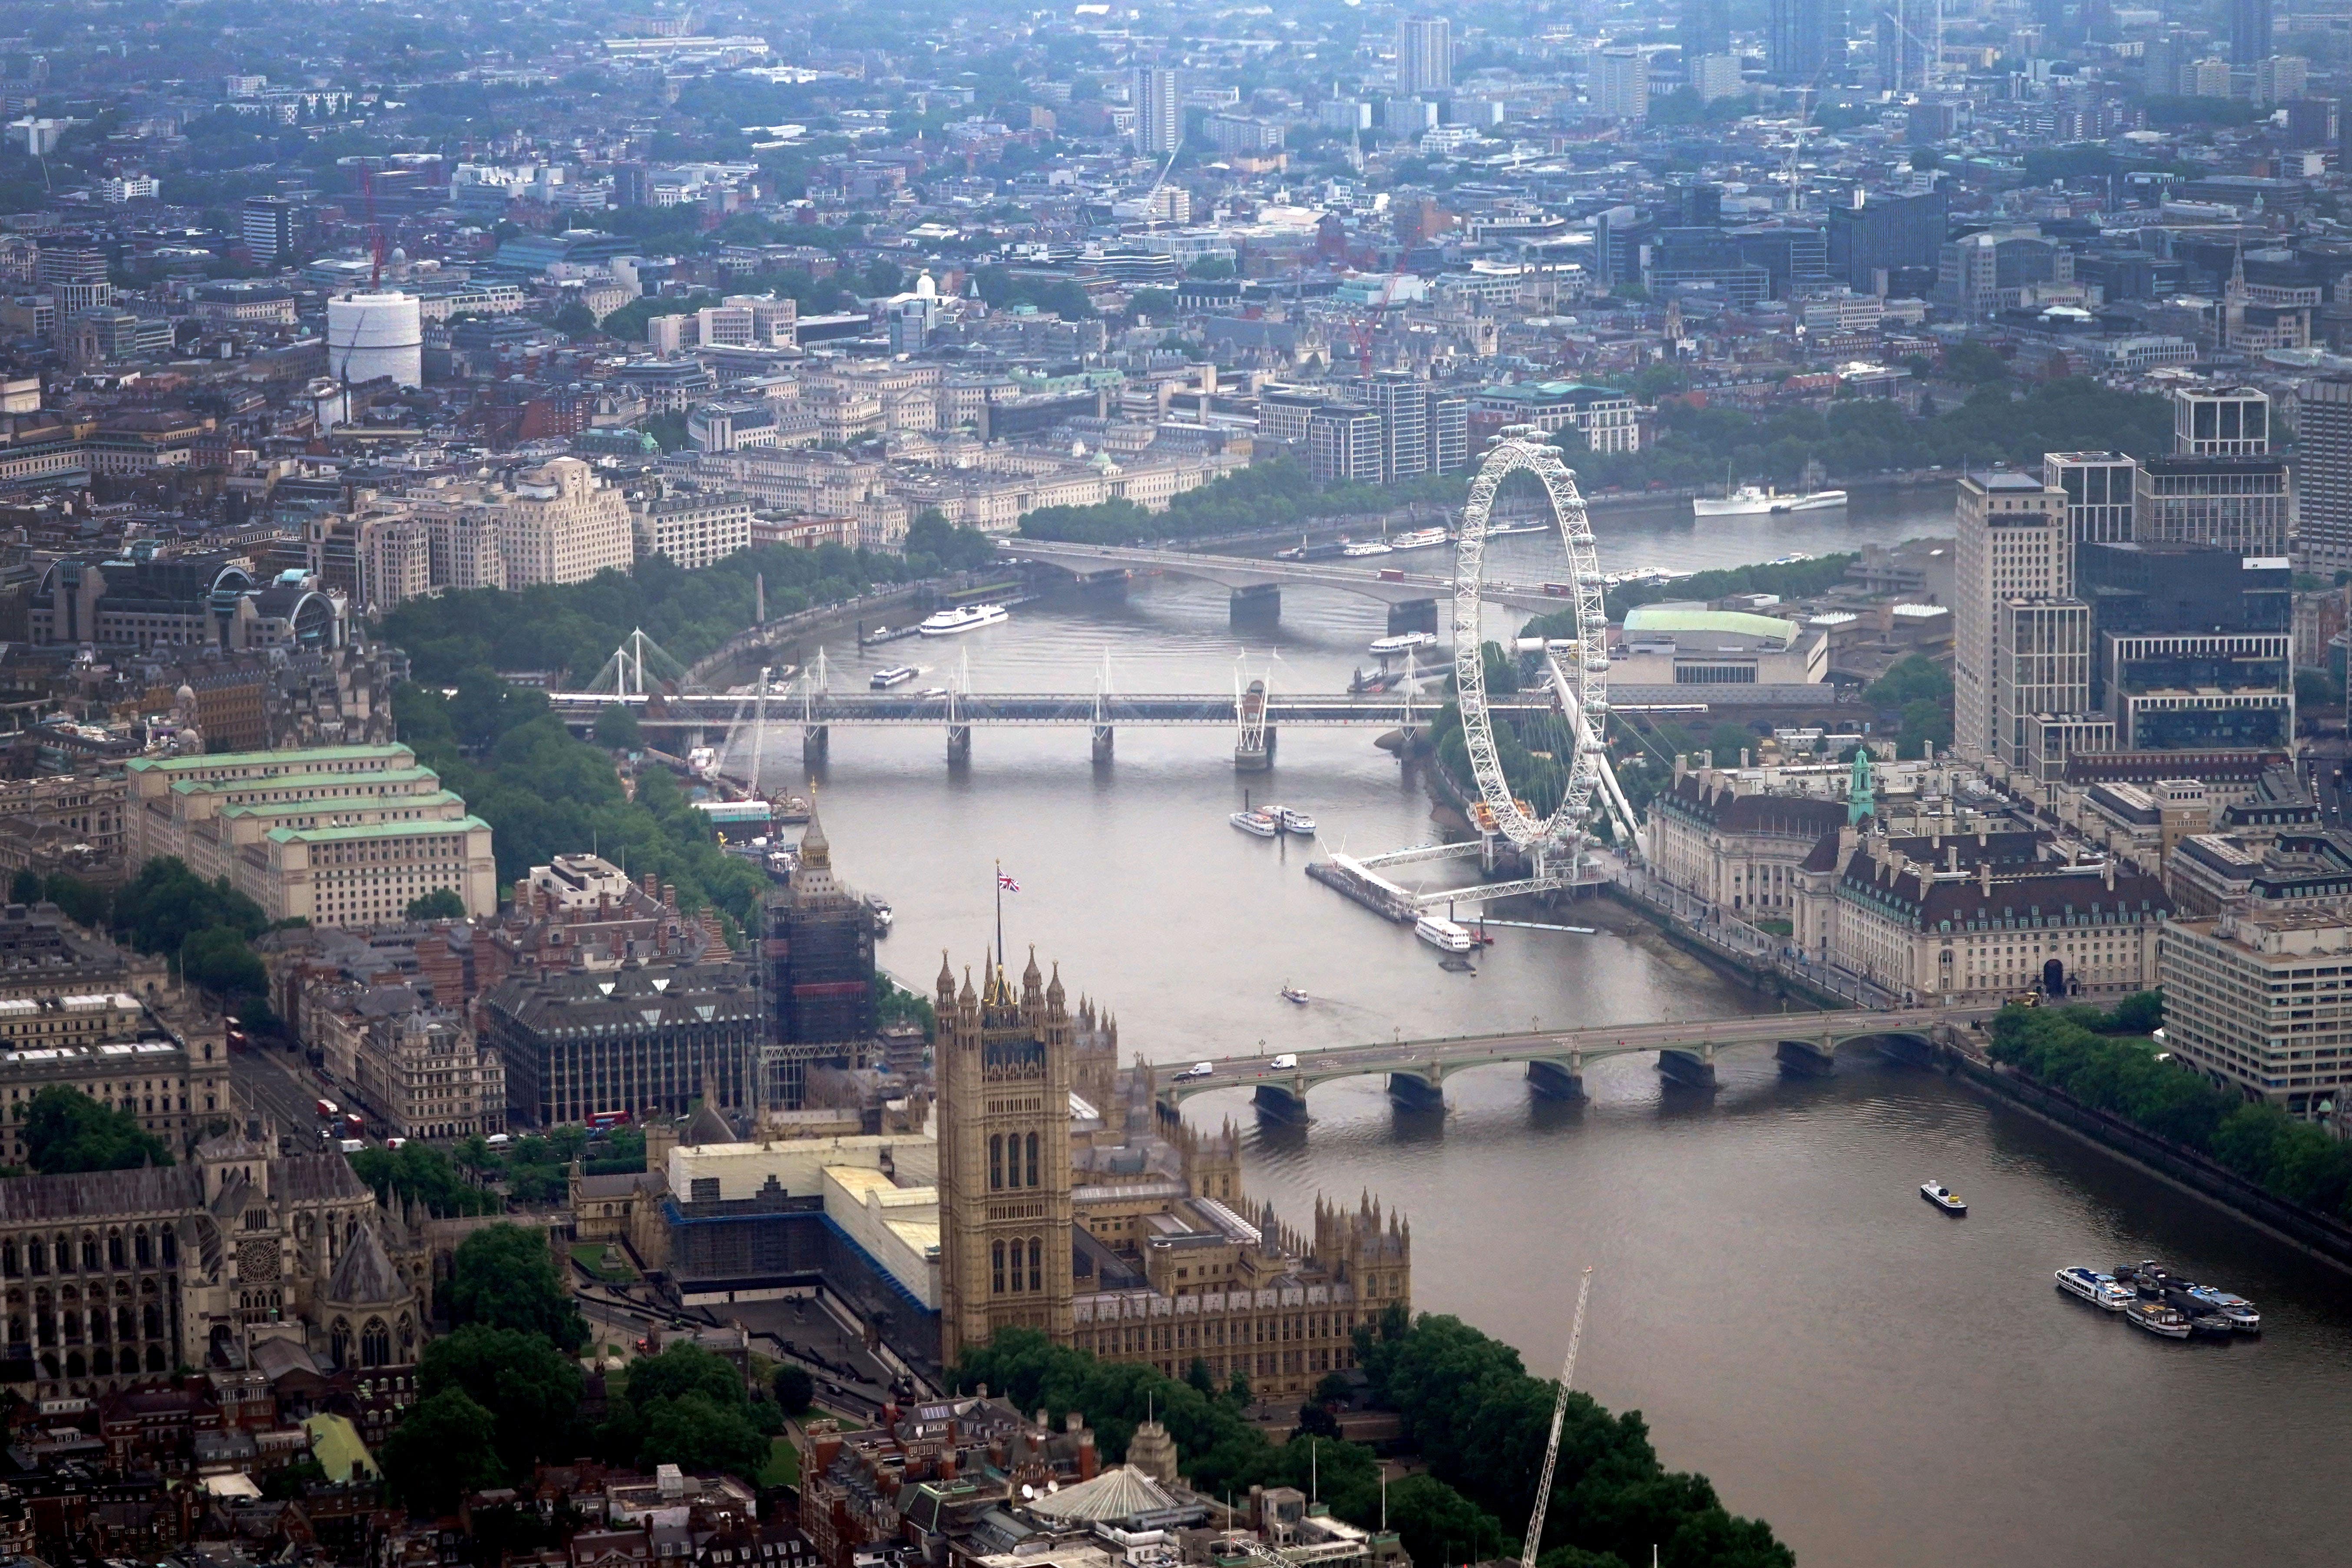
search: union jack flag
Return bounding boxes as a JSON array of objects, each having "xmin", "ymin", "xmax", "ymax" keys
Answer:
[{"xmin": 997, "ymin": 872, "xmax": 1021, "ymax": 892}]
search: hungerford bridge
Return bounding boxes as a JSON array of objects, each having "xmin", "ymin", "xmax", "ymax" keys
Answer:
[{"xmin": 1152, "ymin": 1003, "xmax": 2002, "ymax": 1116}]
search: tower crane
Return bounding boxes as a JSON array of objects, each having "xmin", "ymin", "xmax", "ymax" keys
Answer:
[{"xmin": 1518, "ymin": 1267, "xmax": 1594, "ymax": 1568}]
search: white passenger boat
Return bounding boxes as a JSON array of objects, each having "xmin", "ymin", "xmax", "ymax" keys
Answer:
[
  {"xmin": 870, "ymin": 665, "xmax": 916, "ymax": 688},
  {"xmin": 1415, "ymin": 914, "xmax": 1474, "ymax": 953},
  {"xmin": 1229, "ymin": 809, "xmax": 1280, "ymax": 837},
  {"xmin": 1370, "ymin": 630, "xmax": 1439, "ymax": 655},
  {"xmin": 2055, "ymin": 1267, "xmax": 2134, "ymax": 1311},
  {"xmin": 2125, "ymin": 1299, "xmax": 2193, "ymax": 1339},
  {"xmin": 1920, "ymin": 1180, "xmax": 1967, "ymax": 1214},
  {"xmin": 1693, "ymin": 484, "xmax": 1849, "ymax": 517},
  {"xmin": 1341, "ymin": 540, "xmax": 1394, "ymax": 557},
  {"xmin": 1274, "ymin": 805, "xmax": 1317, "ymax": 836},
  {"xmin": 1387, "ymin": 527, "xmax": 1450, "ymax": 550},
  {"xmin": 918, "ymin": 603, "xmax": 1010, "ymax": 636}
]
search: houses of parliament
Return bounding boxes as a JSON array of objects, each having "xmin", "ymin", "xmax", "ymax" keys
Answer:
[{"xmin": 932, "ymin": 948, "xmax": 1410, "ymax": 1401}]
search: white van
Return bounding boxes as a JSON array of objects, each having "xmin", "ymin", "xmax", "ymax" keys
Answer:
[{"xmin": 1269, "ymin": 1053, "xmax": 1299, "ymax": 1070}]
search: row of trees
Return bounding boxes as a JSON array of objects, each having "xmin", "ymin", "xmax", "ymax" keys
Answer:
[
  {"xmin": 7, "ymin": 1085, "xmax": 175, "ymax": 1175},
  {"xmin": 1018, "ymin": 457, "xmax": 1466, "ymax": 546},
  {"xmin": 380, "ymin": 1224, "xmax": 780, "ymax": 1512},
  {"xmin": 1988, "ymin": 999, "xmax": 2352, "ymax": 1220},
  {"xmin": 1571, "ymin": 378, "xmax": 2173, "ymax": 494},
  {"xmin": 958, "ymin": 1314, "xmax": 1791, "ymax": 1568},
  {"xmin": 14, "ymin": 859, "xmax": 283, "ymax": 1027},
  {"xmin": 393, "ymin": 675, "xmax": 772, "ymax": 933},
  {"xmin": 379, "ymin": 530, "xmax": 982, "ymax": 690}
]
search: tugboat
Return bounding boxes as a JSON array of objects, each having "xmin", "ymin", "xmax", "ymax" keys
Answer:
[
  {"xmin": 2054, "ymin": 1267, "xmax": 2134, "ymax": 1311},
  {"xmin": 1280, "ymin": 985, "xmax": 1310, "ymax": 1005},
  {"xmin": 1919, "ymin": 1180, "xmax": 1968, "ymax": 1214}
]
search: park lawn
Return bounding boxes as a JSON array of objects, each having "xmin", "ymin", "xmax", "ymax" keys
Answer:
[
  {"xmin": 761, "ymin": 1436, "xmax": 799, "ymax": 1488},
  {"xmin": 570, "ymin": 1241, "xmax": 638, "ymax": 1283}
]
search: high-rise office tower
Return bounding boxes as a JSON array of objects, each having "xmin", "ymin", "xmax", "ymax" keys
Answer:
[
  {"xmin": 1682, "ymin": 0, "xmax": 1732, "ymax": 58},
  {"xmin": 2296, "ymin": 376, "xmax": 2352, "ymax": 576},
  {"xmin": 1954, "ymin": 472, "xmax": 2076, "ymax": 764},
  {"xmin": 2044, "ymin": 451, "xmax": 2139, "ymax": 545},
  {"xmin": 1357, "ymin": 372, "xmax": 1430, "ymax": 486},
  {"xmin": 241, "ymin": 195, "xmax": 296, "ymax": 265},
  {"xmin": 2230, "ymin": 0, "xmax": 2273, "ymax": 66},
  {"xmin": 1134, "ymin": 66, "xmax": 1181, "ymax": 155},
  {"xmin": 2135, "ymin": 386, "xmax": 2293, "ymax": 559},
  {"xmin": 1768, "ymin": 0, "xmax": 1845, "ymax": 85},
  {"xmin": 1594, "ymin": 49, "xmax": 1650, "ymax": 123},
  {"xmin": 1397, "ymin": 15, "xmax": 1454, "ymax": 97}
]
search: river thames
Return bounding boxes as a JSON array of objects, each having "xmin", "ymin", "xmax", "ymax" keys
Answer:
[{"xmin": 738, "ymin": 488, "xmax": 2352, "ymax": 1567}]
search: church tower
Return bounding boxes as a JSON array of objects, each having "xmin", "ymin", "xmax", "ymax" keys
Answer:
[{"xmin": 936, "ymin": 947, "xmax": 1075, "ymax": 1365}]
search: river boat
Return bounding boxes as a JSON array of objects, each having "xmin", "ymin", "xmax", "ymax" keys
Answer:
[
  {"xmin": 772, "ymin": 795, "xmax": 811, "ymax": 825},
  {"xmin": 860, "ymin": 624, "xmax": 920, "ymax": 646},
  {"xmin": 2055, "ymin": 1267, "xmax": 2134, "ymax": 1311},
  {"xmin": 1277, "ymin": 539, "xmax": 1350, "ymax": 561},
  {"xmin": 1341, "ymin": 540, "xmax": 1395, "ymax": 558},
  {"xmin": 1281, "ymin": 985, "xmax": 1310, "ymax": 1004},
  {"xmin": 1388, "ymin": 527, "xmax": 1451, "ymax": 551},
  {"xmin": 1370, "ymin": 630, "xmax": 1439, "ymax": 655},
  {"xmin": 1693, "ymin": 483, "xmax": 1849, "ymax": 517},
  {"xmin": 1415, "ymin": 914, "xmax": 1475, "ymax": 953},
  {"xmin": 1274, "ymin": 805, "xmax": 1317, "ymax": 836},
  {"xmin": 2125, "ymin": 1299, "xmax": 2194, "ymax": 1340},
  {"xmin": 2184, "ymin": 1285, "xmax": 2262, "ymax": 1333},
  {"xmin": 1920, "ymin": 1180, "xmax": 1967, "ymax": 1214},
  {"xmin": 1230, "ymin": 809, "xmax": 1280, "ymax": 837},
  {"xmin": 918, "ymin": 603, "xmax": 1009, "ymax": 636},
  {"xmin": 1485, "ymin": 520, "xmax": 1551, "ymax": 537},
  {"xmin": 865, "ymin": 895, "xmax": 893, "ymax": 934},
  {"xmin": 870, "ymin": 665, "xmax": 917, "ymax": 689}
]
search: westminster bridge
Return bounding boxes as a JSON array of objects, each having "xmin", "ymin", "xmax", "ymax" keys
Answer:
[{"xmin": 1150, "ymin": 1003, "xmax": 2002, "ymax": 1118}]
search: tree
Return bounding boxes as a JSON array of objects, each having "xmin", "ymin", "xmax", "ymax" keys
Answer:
[
  {"xmin": 446, "ymin": 1224, "xmax": 589, "ymax": 1351},
  {"xmin": 1292, "ymin": 1403, "xmax": 1341, "ymax": 1439},
  {"xmin": 641, "ymin": 1393, "xmax": 770, "ymax": 1476},
  {"xmin": 773, "ymin": 1363, "xmax": 814, "ymax": 1416},
  {"xmin": 1186, "ymin": 1357, "xmax": 1218, "ymax": 1399},
  {"xmin": 1313, "ymin": 1370, "xmax": 1353, "ymax": 1407},
  {"xmin": 405, "ymin": 889, "xmax": 468, "ymax": 921},
  {"xmin": 8, "ymin": 870, "xmax": 37, "ymax": 903},
  {"xmin": 551, "ymin": 301, "xmax": 599, "ymax": 337},
  {"xmin": 595, "ymin": 702, "xmax": 644, "ymax": 750},
  {"xmin": 1227, "ymin": 1370, "xmax": 1252, "ymax": 1408},
  {"xmin": 1946, "ymin": 340, "xmax": 2011, "ymax": 384},
  {"xmin": 419, "ymin": 1325, "xmax": 586, "ymax": 1480},
  {"xmin": 1865, "ymin": 654, "xmax": 1952, "ymax": 707},
  {"xmin": 182, "ymin": 926, "xmax": 267, "ymax": 1005},
  {"xmin": 22, "ymin": 1086, "xmax": 173, "ymax": 1173},
  {"xmin": 380, "ymin": 1389, "xmax": 505, "ymax": 1513}
]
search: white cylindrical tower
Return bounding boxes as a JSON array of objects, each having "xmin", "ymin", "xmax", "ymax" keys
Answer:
[{"xmin": 326, "ymin": 290, "xmax": 423, "ymax": 387}]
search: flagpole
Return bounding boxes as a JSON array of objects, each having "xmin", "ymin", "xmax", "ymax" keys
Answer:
[{"xmin": 995, "ymin": 858, "xmax": 1005, "ymax": 972}]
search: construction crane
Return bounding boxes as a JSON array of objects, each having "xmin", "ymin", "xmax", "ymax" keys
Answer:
[{"xmin": 1517, "ymin": 1268, "xmax": 1594, "ymax": 1568}]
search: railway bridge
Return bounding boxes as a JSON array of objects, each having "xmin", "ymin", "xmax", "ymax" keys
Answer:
[{"xmin": 1151, "ymin": 1004, "xmax": 1995, "ymax": 1120}]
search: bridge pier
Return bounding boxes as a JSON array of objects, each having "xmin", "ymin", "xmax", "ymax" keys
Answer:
[
  {"xmin": 1229, "ymin": 583, "xmax": 1281, "ymax": 624},
  {"xmin": 1657, "ymin": 1045, "xmax": 1718, "ymax": 1091},
  {"xmin": 1385, "ymin": 1072, "xmax": 1445, "ymax": 1111},
  {"xmin": 1234, "ymin": 728, "xmax": 1276, "ymax": 772},
  {"xmin": 801, "ymin": 725, "xmax": 829, "ymax": 764},
  {"xmin": 1525, "ymin": 1057, "xmax": 1586, "ymax": 1101},
  {"xmin": 1091, "ymin": 724, "xmax": 1114, "ymax": 765},
  {"xmin": 1253, "ymin": 1082, "xmax": 1308, "ymax": 1122},
  {"xmin": 946, "ymin": 724, "xmax": 972, "ymax": 764},
  {"xmin": 1776, "ymin": 1038, "xmax": 1838, "ymax": 1078},
  {"xmin": 1386, "ymin": 599, "xmax": 1439, "ymax": 636}
]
